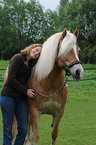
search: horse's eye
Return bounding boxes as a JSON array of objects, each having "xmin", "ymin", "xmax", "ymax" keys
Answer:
[{"xmin": 65, "ymin": 58, "xmax": 69, "ymax": 62}]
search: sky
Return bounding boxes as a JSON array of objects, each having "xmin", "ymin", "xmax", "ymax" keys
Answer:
[{"xmin": 25, "ymin": 0, "xmax": 60, "ymax": 11}]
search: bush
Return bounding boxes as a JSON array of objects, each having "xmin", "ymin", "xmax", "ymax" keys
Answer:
[
  {"xmin": 88, "ymin": 45, "xmax": 96, "ymax": 64},
  {"xmin": 80, "ymin": 47, "xmax": 89, "ymax": 63},
  {"xmin": 80, "ymin": 45, "xmax": 96, "ymax": 64},
  {"xmin": 1, "ymin": 47, "xmax": 19, "ymax": 60}
]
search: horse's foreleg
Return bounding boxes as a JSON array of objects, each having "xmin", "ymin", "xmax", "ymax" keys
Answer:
[
  {"xmin": 30, "ymin": 109, "xmax": 39, "ymax": 145},
  {"xmin": 51, "ymin": 110, "xmax": 64, "ymax": 145},
  {"xmin": 25, "ymin": 114, "xmax": 31, "ymax": 145},
  {"xmin": 32, "ymin": 116, "xmax": 39, "ymax": 145}
]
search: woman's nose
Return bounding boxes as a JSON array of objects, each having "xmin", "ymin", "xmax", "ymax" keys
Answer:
[{"xmin": 36, "ymin": 51, "xmax": 39, "ymax": 55}]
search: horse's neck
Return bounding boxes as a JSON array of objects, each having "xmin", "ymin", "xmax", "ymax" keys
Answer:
[
  {"xmin": 32, "ymin": 63, "xmax": 64, "ymax": 93},
  {"xmin": 44, "ymin": 63, "xmax": 64, "ymax": 87}
]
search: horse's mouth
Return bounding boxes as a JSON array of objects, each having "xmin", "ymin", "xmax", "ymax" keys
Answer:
[
  {"xmin": 72, "ymin": 76, "xmax": 81, "ymax": 81},
  {"xmin": 72, "ymin": 69, "xmax": 84, "ymax": 81}
]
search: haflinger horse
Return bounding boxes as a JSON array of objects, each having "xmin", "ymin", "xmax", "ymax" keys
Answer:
[
  {"xmin": 25, "ymin": 28, "xmax": 84, "ymax": 145},
  {"xmin": 4, "ymin": 28, "xmax": 84, "ymax": 145}
]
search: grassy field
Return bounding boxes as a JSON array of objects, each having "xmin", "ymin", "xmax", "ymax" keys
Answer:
[{"xmin": 0, "ymin": 60, "xmax": 96, "ymax": 145}]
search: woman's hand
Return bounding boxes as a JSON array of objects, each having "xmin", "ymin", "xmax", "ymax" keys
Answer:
[{"xmin": 27, "ymin": 89, "xmax": 36, "ymax": 99}]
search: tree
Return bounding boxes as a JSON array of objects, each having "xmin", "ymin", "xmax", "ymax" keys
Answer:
[
  {"xmin": 0, "ymin": 0, "xmax": 45, "ymax": 59},
  {"xmin": 58, "ymin": 0, "xmax": 96, "ymax": 63},
  {"xmin": 0, "ymin": 0, "xmax": 60, "ymax": 59},
  {"xmin": 41, "ymin": 9, "xmax": 59, "ymax": 40}
]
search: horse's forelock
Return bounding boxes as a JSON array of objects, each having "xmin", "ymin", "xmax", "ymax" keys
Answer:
[{"xmin": 59, "ymin": 31, "xmax": 77, "ymax": 56}]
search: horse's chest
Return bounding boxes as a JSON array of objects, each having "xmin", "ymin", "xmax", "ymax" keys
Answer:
[{"xmin": 39, "ymin": 99, "xmax": 62, "ymax": 115}]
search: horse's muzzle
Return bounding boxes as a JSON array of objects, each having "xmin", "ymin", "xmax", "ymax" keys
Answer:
[{"xmin": 70, "ymin": 65, "xmax": 84, "ymax": 81}]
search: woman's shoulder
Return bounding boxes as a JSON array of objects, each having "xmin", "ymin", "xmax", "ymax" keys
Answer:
[
  {"xmin": 11, "ymin": 53, "xmax": 27, "ymax": 62},
  {"xmin": 11, "ymin": 53, "xmax": 21, "ymax": 60},
  {"xmin": 10, "ymin": 53, "xmax": 24, "ymax": 66}
]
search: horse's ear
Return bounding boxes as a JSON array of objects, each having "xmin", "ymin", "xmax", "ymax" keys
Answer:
[
  {"xmin": 73, "ymin": 28, "xmax": 79, "ymax": 38},
  {"xmin": 58, "ymin": 28, "xmax": 67, "ymax": 50},
  {"xmin": 61, "ymin": 28, "xmax": 67, "ymax": 40}
]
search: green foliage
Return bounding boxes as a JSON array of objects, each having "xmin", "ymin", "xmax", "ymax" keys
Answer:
[
  {"xmin": 80, "ymin": 45, "xmax": 96, "ymax": 64},
  {"xmin": 80, "ymin": 47, "xmax": 89, "ymax": 63},
  {"xmin": 58, "ymin": 0, "xmax": 96, "ymax": 63},
  {"xmin": 0, "ymin": 0, "xmax": 96, "ymax": 63},
  {"xmin": 0, "ymin": 0, "xmax": 58, "ymax": 60},
  {"xmin": 88, "ymin": 45, "xmax": 96, "ymax": 64}
]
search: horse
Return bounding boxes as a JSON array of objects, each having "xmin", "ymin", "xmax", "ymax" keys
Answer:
[
  {"xmin": 25, "ymin": 28, "xmax": 84, "ymax": 145},
  {"xmin": 4, "ymin": 28, "xmax": 84, "ymax": 145}
]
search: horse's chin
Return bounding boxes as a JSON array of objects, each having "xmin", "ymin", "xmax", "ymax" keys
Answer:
[{"xmin": 72, "ymin": 77, "xmax": 81, "ymax": 81}]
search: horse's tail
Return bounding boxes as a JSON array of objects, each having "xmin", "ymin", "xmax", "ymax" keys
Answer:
[
  {"xmin": 12, "ymin": 116, "xmax": 17, "ymax": 140},
  {"xmin": 4, "ymin": 65, "xmax": 9, "ymax": 83}
]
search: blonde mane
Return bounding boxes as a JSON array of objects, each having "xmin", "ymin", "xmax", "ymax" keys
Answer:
[{"xmin": 34, "ymin": 31, "xmax": 77, "ymax": 82}]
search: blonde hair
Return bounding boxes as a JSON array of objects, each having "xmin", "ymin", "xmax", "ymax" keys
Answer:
[{"xmin": 21, "ymin": 44, "xmax": 42, "ymax": 56}]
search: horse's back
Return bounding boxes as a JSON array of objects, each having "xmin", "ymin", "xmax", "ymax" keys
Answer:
[{"xmin": 4, "ymin": 66, "xmax": 9, "ymax": 83}]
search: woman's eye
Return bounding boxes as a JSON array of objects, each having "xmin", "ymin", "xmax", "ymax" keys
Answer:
[
  {"xmin": 36, "ymin": 49, "xmax": 39, "ymax": 52},
  {"xmin": 32, "ymin": 51, "xmax": 35, "ymax": 53}
]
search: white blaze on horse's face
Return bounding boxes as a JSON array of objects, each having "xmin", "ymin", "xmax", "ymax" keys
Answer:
[
  {"xmin": 58, "ymin": 43, "xmax": 84, "ymax": 81},
  {"xmin": 69, "ymin": 44, "xmax": 84, "ymax": 81}
]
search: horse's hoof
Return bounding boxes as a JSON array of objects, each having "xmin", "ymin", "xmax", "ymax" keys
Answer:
[{"xmin": 26, "ymin": 140, "xmax": 31, "ymax": 145}]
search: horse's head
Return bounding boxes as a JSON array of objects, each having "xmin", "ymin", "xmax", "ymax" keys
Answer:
[
  {"xmin": 34, "ymin": 28, "xmax": 84, "ymax": 82},
  {"xmin": 57, "ymin": 28, "xmax": 84, "ymax": 81}
]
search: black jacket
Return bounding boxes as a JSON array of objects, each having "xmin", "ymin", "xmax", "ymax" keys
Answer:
[{"xmin": 1, "ymin": 53, "xmax": 38, "ymax": 99}]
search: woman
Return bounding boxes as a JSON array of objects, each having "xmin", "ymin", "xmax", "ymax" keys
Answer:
[{"xmin": 0, "ymin": 44, "xmax": 42, "ymax": 145}]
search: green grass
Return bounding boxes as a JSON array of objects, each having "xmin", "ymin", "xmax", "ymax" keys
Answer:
[
  {"xmin": 0, "ymin": 61, "xmax": 96, "ymax": 145},
  {"xmin": 0, "ymin": 60, "xmax": 9, "ymax": 89}
]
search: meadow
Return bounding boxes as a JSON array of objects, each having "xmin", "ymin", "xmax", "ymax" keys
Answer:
[{"xmin": 0, "ymin": 60, "xmax": 96, "ymax": 145}]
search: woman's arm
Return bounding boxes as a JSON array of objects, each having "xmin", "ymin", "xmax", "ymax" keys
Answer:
[{"xmin": 7, "ymin": 54, "xmax": 28, "ymax": 95}]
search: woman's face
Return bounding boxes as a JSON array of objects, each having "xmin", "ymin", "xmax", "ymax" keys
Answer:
[{"xmin": 30, "ymin": 46, "xmax": 41, "ymax": 59}]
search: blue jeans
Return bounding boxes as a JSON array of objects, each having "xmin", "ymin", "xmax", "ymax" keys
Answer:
[{"xmin": 0, "ymin": 95, "xmax": 28, "ymax": 145}]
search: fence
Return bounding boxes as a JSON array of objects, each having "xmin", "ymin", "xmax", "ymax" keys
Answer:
[{"xmin": 0, "ymin": 68, "xmax": 96, "ymax": 82}]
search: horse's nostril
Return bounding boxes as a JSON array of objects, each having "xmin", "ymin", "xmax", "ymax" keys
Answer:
[
  {"xmin": 76, "ymin": 69, "xmax": 80, "ymax": 74},
  {"xmin": 76, "ymin": 69, "xmax": 80, "ymax": 79}
]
